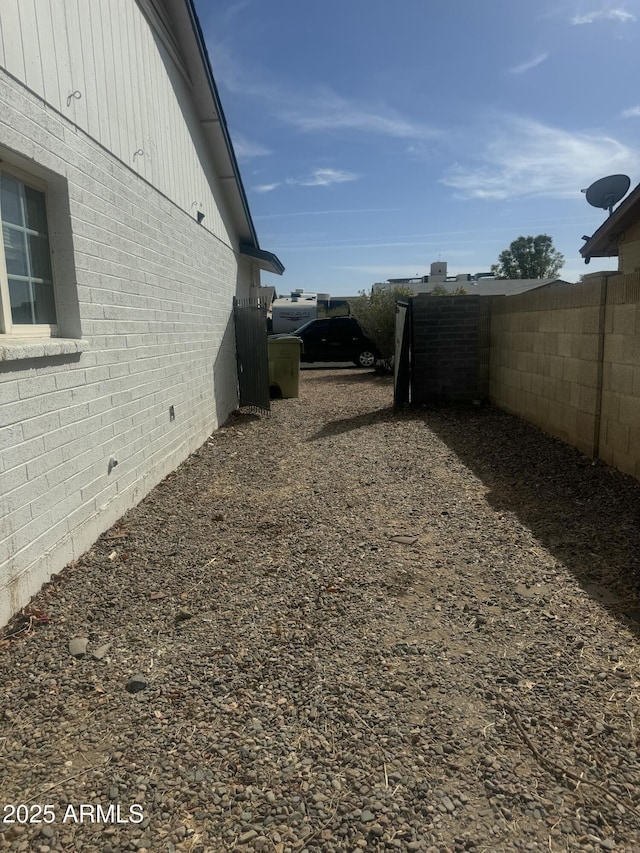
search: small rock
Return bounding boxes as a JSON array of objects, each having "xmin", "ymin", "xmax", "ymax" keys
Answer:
[
  {"xmin": 93, "ymin": 643, "xmax": 111, "ymax": 660},
  {"xmin": 360, "ymin": 809, "xmax": 375, "ymax": 823},
  {"xmin": 238, "ymin": 830, "xmax": 258, "ymax": 844},
  {"xmin": 389, "ymin": 535, "xmax": 418, "ymax": 545},
  {"xmin": 126, "ymin": 674, "xmax": 148, "ymax": 693},
  {"xmin": 69, "ymin": 638, "xmax": 88, "ymax": 658},
  {"xmin": 174, "ymin": 610, "xmax": 193, "ymax": 625},
  {"xmin": 441, "ymin": 796, "xmax": 455, "ymax": 813}
]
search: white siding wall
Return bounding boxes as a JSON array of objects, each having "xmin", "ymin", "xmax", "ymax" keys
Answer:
[
  {"xmin": 0, "ymin": 3, "xmax": 254, "ymax": 627},
  {"xmin": 0, "ymin": 0, "xmax": 235, "ymax": 246}
]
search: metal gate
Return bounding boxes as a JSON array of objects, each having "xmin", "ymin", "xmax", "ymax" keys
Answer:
[
  {"xmin": 394, "ymin": 299, "xmax": 411, "ymax": 408},
  {"xmin": 233, "ymin": 296, "xmax": 270, "ymax": 413}
]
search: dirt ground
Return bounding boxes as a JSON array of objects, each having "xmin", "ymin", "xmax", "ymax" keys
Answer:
[{"xmin": 3, "ymin": 368, "xmax": 640, "ymax": 852}]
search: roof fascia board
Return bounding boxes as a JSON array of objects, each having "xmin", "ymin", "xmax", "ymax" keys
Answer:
[{"xmin": 180, "ymin": 0, "xmax": 260, "ymax": 249}]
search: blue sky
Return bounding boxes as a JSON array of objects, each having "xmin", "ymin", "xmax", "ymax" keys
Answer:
[{"xmin": 195, "ymin": 0, "xmax": 640, "ymax": 295}]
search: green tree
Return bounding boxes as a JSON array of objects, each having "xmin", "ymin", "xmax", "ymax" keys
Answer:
[
  {"xmin": 491, "ymin": 234, "xmax": 564, "ymax": 279},
  {"xmin": 348, "ymin": 286, "xmax": 413, "ymax": 371}
]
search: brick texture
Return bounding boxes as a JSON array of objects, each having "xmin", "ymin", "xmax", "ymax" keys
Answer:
[
  {"xmin": 489, "ymin": 281, "xmax": 607, "ymax": 457},
  {"xmin": 411, "ymin": 295, "xmax": 490, "ymax": 404},
  {"xmin": 489, "ymin": 273, "xmax": 640, "ymax": 482},
  {"xmin": 0, "ymin": 74, "xmax": 252, "ymax": 627}
]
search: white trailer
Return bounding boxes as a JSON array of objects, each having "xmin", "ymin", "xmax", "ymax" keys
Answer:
[{"xmin": 271, "ymin": 291, "xmax": 317, "ymax": 333}]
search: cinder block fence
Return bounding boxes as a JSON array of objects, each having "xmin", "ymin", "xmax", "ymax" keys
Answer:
[
  {"xmin": 408, "ymin": 272, "xmax": 640, "ymax": 483},
  {"xmin": 489, "ymin": 271, "xmax": 640, "ymax": 481}
]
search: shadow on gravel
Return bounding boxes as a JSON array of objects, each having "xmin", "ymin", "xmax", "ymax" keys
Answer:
[
  {"xmin": 308, "ymin": 405, "xmax": 399, "ymax": 439},
  {"xmin": 301, "ymin": 368, "xmax": 389, "ymax": 385},
  {"xmin": 420, "ymin": 402, "xmax": 640, "ymax": 639},
  {"xmin": 219, "ymin": 411, "xmax": 262, "ymax": 430},
  {"xmin": 310, "ymin": 396, "xmax": 640, "ymax": 636}
]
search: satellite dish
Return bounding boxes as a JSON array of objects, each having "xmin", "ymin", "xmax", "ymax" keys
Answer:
[{"xmin": 581, "ymin": 174, "xmax": 630, "ymax": 215}]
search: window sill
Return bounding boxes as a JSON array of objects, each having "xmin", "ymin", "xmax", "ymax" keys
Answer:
[{"xmin": 0, "ymin": 338, "xmax": 88, "ymax": 362}]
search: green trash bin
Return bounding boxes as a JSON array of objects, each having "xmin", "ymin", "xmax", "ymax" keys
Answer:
[{"xmin": 268, "ymin": 336, "xmax": 303, "ymax": 398}]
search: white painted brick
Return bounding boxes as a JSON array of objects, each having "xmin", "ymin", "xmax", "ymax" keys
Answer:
[
  {"xmin": 53, "ymin": 368, "xmax": 89, "ymax": 391},
  {"xmin": 13, "ymin": 517, "xmax": 69, "ymax": 574},
  {"xmin": 20, "ymin": 411, "xmax": 61, "ymax": 442},
  {"xmin": 0, "ymin": 61, "xmax": 258, "ymax": 627},
  {"xmin": 58, "ymin": 402, "xmax": 90, "ymax": 427},
  {"xmin": 2, "ymin": 431, "xmax": 43, "ymax": 469},
  {"xmin": 17, "ymin": 373, "xmax": 58, "ymax": 398},
  {"xmin": 0, "ymin": 379, "xmax": 19, "ymax": 405},
  {"xmin": 42, "ymin": 424, "xmax": 79, "ymax": 458},
  {"xmin": 0, "ymin": 392, "xmax": 59, "ymax": 427},
  {"xmin": 0, "ymin": 463, "xmax": 30, "ymax": 495},
  {"xmin": 25, "ymin": 443, "xmax": 67, "ymax": 482}
]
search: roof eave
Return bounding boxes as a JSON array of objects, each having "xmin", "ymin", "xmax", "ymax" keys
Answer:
[
  {"xmin": 182, "ymin": 0, "xmax": 258, "ymax": 246},
  {"xmin": 580, "ymin": 182, "xmax": 640, "ymax": 261},
  {"xmin": 163, "ymin": 0, "xmax": 282, "ymax": 268},
  {"xmin": 240, "ymin": 244, "xmax": 285, "ymax": 276}
]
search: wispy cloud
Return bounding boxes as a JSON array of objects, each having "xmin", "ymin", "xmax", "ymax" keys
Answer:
[
  {"xmin": 621, "ymin": 105, "xmax": 640, "ymax": 118},
  {"xmin": 254, "ymin": 208, "xmax": 401, "ymax": 220},
  {"xmin": 571, "ymin": 7, "xmax": 636, "ymax": 24},
  {"xmin": 442, "ymin": 116, "xmax": 640, "ymax": 200},
  {"xmin": 211, "ymin": 52, "xmax": 439, "ymax": 143},
  {"xmin": 232, "ymin": 134, "xmax": 271, "ymax": 160},
  {"xmin": 253, "ymin": 182, "xmax": 281, "ymax": 193},
  {"xmin": 280, "ymin": 91, "xmax": 440, "ymax": 141},
  {"xmin": 287, "ymin": 168, "xmax": 358, "ymax": 188},
  {"xmin": 251, "ymin": 169, "xmax": 359, "ymax": 194},
  {"xmin": 509, "ymin": 52, "xmax": 549, "ymax": 74}
]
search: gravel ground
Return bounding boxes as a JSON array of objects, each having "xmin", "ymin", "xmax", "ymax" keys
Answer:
[{"xmin": 3, "ymin": 368, "xmax": 640, "ymax": 853}]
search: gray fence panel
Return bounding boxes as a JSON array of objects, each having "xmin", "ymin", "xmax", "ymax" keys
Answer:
[
  {"xmin": 411, "ymin": 295, "xmax": 489, "ymax": 405},
  {"xmin": 233, "ymin": 297, "xmax": 270, "ymax": 413}
]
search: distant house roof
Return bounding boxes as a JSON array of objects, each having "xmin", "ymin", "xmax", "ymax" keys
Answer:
[
  {"xmin": 580, "ymin": 181, "xmax": 640, "ymax": 263},
  {"xmin": 160, "ymin": 0, "xmax": 284, "ymax": 275},
  {"xmin": 425, "ymin": 278, "xmax": 571, "ymax": 296}
]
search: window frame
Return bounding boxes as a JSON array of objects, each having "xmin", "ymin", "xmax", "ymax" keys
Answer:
[{"xmin": 0, "ymin": 163, "xmax": 58, "ymax": 338}]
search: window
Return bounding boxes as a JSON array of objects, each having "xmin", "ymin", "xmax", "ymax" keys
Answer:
[{"xmin": 0, "ymin": 167, "xmax": 57, "ymax": 336}]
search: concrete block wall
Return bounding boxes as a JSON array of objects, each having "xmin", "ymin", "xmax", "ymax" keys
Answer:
[
  {"xmin": 412, "ymin": 295, "xmax": 488, "ymax": 404},
  {"xmin": 489, "ymin": 281, "xmax": 606, "ymax": 457},
  {"xmin": 599, "ymin": 272, "xmax": 640, "ymax": 478},
  {"xmin": 0, "ymin": 74, "xmax": 249, "ymax": 627}
]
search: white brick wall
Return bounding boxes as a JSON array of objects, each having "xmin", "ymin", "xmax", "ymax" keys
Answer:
[{"xmin": 0, "ymin": 72, "xmax": 251, "ymax": 627}]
